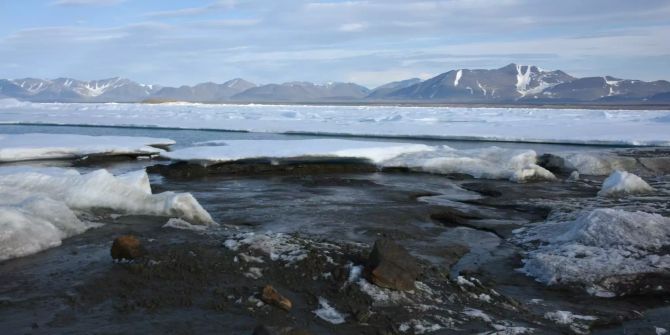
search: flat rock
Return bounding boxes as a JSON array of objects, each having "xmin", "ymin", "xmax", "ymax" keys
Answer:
[{"xmin": 365, "ymin": 239, "xmax": 421, "ymax": 291}]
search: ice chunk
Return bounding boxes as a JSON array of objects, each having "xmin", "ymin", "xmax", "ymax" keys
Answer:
[
  {"xmin": 117, "ymin": 169, "xmax": 152, "ymax": 194},
  {"xmin": 313, "ymin": 297, "xmax": 346, "ymax": 324},
  {"xmin": 383, "ymin": 146, "xmax": 555, "ymax": 182},
  {"xmin": 597, "ymin": 170, "xmax": 653, "ymax": 197},
  {"xmin": 552, "ymin": 152, "xmax": 637, "ymax": 175},
  {"xmin": 0, "ymin": 197, "xmax": 99, "ymax": 261},
  {"xmin": 0, "ymin": 133, "xmax": 174, "ymax": 162},
  {"xmin": 0, "ymin": 167, "xmax": 214, "ymax": 261},
  {"xmin": 518, "ymin": 209, "xmax": 670, "ymax": 296}
]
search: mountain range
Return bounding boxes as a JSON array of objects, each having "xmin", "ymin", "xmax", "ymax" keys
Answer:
[{"xmin": 1, "ymin": 64, "xmax": 669, "ymax": 105}]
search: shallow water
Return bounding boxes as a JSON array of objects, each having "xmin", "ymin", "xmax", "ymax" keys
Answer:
[{"xmin": 0, "ymin": 124, "xmax": 617, "ymax": 152}]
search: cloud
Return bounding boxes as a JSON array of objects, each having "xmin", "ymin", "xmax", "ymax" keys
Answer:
[
  {"xmin": 50, "ymin": 0, "xmax": 125, "ymax": 6},
  {"xmin": 3, "ymin": 0, "xmax": 670, "ymax": 85},
  {"xmin": 144, "ymin": 0, "xmax": 238, "ymax": 18},
  {"xmin": 338, "ymin": 23, "xmax": 367, "ymax": 32}
]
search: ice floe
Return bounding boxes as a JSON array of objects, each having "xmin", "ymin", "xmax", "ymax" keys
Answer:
[
  {"xmin": 163, "ymin": 139, "xmax": 556, "ymax": 182},
  {"xmin": 161, "ymin": 139, "xmax": 434, "ymax": 166},
  {"xmin": 518, "ymin": 208, "xmax": 670, "ymax": 296},
  {"xmin": 0, "ymin": 167, "xmax": 214, "ymax": 261},
  {"xmin": 0, "ymin": 133, "xmax": 174, "ymax": 162},
  {"xmin": 598, "ymin": 170, "xmax": 654, "ymax": 197}
]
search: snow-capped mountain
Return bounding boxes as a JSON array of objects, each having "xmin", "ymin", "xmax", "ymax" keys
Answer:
[
  {"xmin": 3, "ymin": 77, "xmax": 161, "ymax": 102},
  {"xmin": 540, "ymin": 76, "xmax": 670, "ymax": 102},
  {"xmin": 376, "ymin": 64, "xmax": 575, "ymax": 102},
  {"xmin": 1, "ymin": 64, "xmax": 668, "ymax": 104}
]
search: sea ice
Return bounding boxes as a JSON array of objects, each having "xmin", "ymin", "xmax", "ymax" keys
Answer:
[
  {"xmin": 1, "ymin": 99, "xmax": 669, "ymax": 146},
  {"xmin": 0, "ymin": 167, "xmax": 214, "ymax": 261},
  {"xmin": 162, "ymin": 139, "xmax": 434, "ymax": 166},
  {"xmin": 597, "ymin": 170, "xmax": 653, "ymax": 197},
  {"xmin": 518, "ymin": 208, "xmax": 670, "ymax": 296},
  {"xmin": 163, "ymin": 140, "xmax": 555, "ymax": 182},
  {"xmin": 0, "ymin": 133, "xmax": 174, "ymax": 162}
]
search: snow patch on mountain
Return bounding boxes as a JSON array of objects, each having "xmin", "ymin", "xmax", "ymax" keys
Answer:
[{"xmin": 454, "ymin": 69, "xmax": 463, "ymax": 87}]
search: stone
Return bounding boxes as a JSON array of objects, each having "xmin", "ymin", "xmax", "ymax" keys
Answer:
[
  {"xmin": 261, "ymin": 285, "xmax": 292, "ymax": 311},
  {"xmin": 365, "ymin": 239, "xmax": 421, "ymax": 291},
  {"xmin": 111, "ymin": 235, "xmax": 144, "ymax": 260},
  {"xmin": 443, "ymin": 244, "xmax": 470, "ymax": 271}
]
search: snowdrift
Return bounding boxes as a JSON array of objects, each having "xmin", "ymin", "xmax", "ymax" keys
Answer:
[{"xmin": 0, "ymin": 167, "xmax": 214, "ymax": 261}]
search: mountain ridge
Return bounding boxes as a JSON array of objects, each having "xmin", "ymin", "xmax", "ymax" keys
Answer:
[{"xmin": 1, "ymin": 64, "xmax": 669, "ymax": 105}]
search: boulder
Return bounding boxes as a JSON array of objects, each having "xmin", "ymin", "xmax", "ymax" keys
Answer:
[
  {"xmin": 365, "ymin": 239, "xmax": 421, "ymax": 291},
  {"xmin": 111, "ymin": 235, "xmax": 144, "ymax": 260},
  {"xmin": 261, "ymin": 285, "xmax": 292, "ymax": 311}
]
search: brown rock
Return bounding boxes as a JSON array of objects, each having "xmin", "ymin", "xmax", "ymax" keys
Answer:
[
  {"xmin": 261, "ymin": 285, "xmax": 292, "ymax": 311},
  {"xmin": 365, "ymin": 239, "xmax": 421, "ymax": 291},
  {"xmin": 110, "ymin": 235, "xmax": 144, "ymax": 260}
]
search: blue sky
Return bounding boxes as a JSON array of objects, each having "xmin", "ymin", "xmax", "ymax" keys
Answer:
[{"xmin": 0, "ymin": 0, "xmax": 669, "ymax": 88}]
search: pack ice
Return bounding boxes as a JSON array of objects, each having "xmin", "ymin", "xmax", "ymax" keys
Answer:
[
  {"xmin": 0, "ymin": 133, "xmax": 174, "ymax": 162},
  {"xmin": 518, "ymin": 208, "xmax": 670, "ymax": 297},
  {"xmin": 2, "ymin": 99, "xmax": 670, "ymax": 147},
  {"xmin": 0, "ymin": 167, "xmax": 214, "ymax": 261}
]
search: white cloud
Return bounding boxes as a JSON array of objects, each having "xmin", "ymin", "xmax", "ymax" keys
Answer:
[
  {"xmin": 51, "ymin": 0, "xmax": 124, "ymax": 6},
  {"xmin": 338, "ymin": 23, "xmax": 367, "ymax": 32}
]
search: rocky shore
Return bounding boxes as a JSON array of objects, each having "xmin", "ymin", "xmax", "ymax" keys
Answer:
[{"xmin": 1, "ymin": 141, "xmax": 669, "ymax": 334}]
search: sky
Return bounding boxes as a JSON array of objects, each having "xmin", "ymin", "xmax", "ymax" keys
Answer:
[{"xmin": 0, "ymin": 0, "xmax": 669, "ymax": 88}]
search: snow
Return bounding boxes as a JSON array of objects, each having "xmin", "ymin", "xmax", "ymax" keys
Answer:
[
  {"xmin": 313, "ymin": 297, "xmax": 346, "ymax": 324},
  {"xmin": 0, "ymin": 167, "xmax": 213, "ymax": 261},
  {"xmin": 544, "ymin": 311, "xmax": 597, "ymax": 334},
  {"xmin": 463, "ymin": 308, "xmax": 493, "ymax": 322},
  {"xmin": 518, "ymin": 208, "xmax": 670, "ymax": 296},
  {"xmin": 223, "ymin": 232, "xmax": 309, "ymax": 264},
  {"xmin": 382, "ymin": 145, "xmax": 555, "ymax": 182},
  {"xmin": 1, "ymin": 100, "xmax": 669, "ymax": 146},
  {"xmin": 515, "ymin": 65, "xmax": 532, "ymax": 95},
  {"xmin": 164, "ymin": 140, "xmax": 555, "ymax": 182},
  {"xmin": 162, "ymin": 218, "xmax": 207, "ymax": 231},
  {"xmin": 454, "ymin": 69, "xmax": 463, "ymax": 86},
  {"xmin": 0, "ymin": 133, "xmax": 174, "ymax": 162},
  {"xmin": 552, "ymin": 151, "xmax": 638, "ymax": 175},
  {"xmin": 598, "ymin": 170, "xmax": 654, "ymax": 197},
  {"xmin": 162, "ymin": 139, "xmax": 434, "ymax": 166}
]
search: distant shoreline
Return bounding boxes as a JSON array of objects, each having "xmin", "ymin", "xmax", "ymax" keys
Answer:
[
  {"xmin": 13, "ymin": 98, "xmax": 667, "ymax": 110},
  {"xmin": 142, "ymin": 100, "xmax": 670, "ymax": 110}
]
